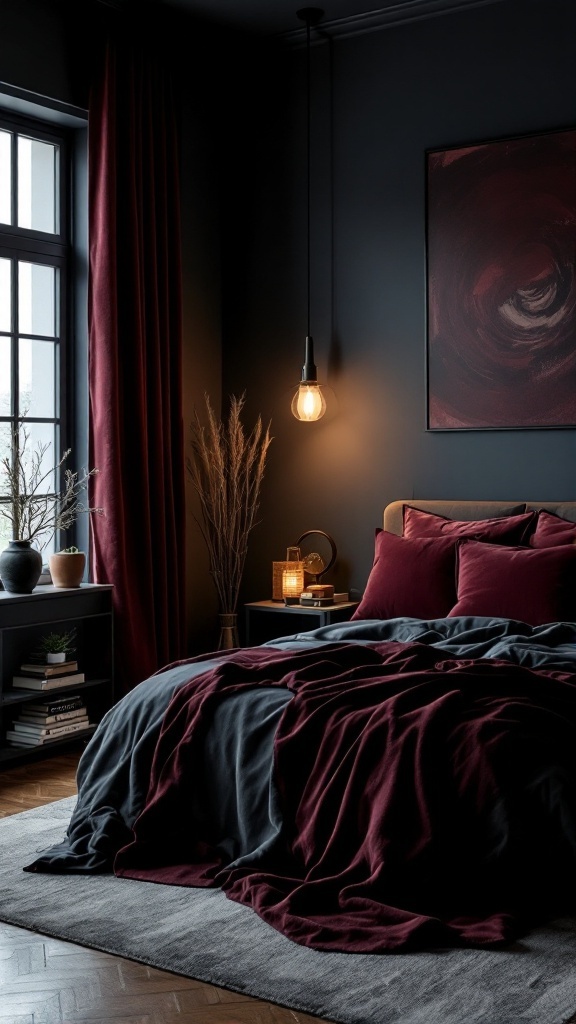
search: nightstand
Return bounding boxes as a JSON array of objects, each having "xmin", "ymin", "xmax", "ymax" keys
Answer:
[{"xmin": 244, "ymin": 600, "xmax": 359, "ymax": 647}]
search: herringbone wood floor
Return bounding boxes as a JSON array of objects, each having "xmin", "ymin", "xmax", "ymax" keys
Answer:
[{"xmin": 0, "ymin": 748, "xmax": 326, "ymax": 1024}]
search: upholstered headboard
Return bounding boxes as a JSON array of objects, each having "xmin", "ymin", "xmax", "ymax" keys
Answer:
[{"xmin": 383, "ymin": 500, "xmax": 576, "ymax": 536}]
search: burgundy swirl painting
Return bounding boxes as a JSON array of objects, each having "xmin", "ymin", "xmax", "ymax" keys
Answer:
[{"xmin": 426, "ymin": 128, "xmax": 576, "ymax": 429}]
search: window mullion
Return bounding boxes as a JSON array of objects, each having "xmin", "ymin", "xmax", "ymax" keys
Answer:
[{"xmin": 11, "ymin": 255, "xmax": 17, "ymax": 422}]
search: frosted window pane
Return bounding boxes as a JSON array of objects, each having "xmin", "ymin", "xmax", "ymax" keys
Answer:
[
  {"xmin": 0, "ymin": 336, "xmax": 10, "ymax": 417},
  {"xmin": 19, "ymin": 338, "xmax": 56, "ymax": 418},
  {"xmin": 0, "ymin": 257, "xmax": 10, "ymax": 332},
  {"xmin": 18, "ymin": 262, "xmax": 56, "ymax": 337},
  {"xmin": 17, "ymin": 135, "xmax": 57, "ymax": 234},
  {"xmin": 0, "ymin": 421, "xmax": 11, "ymax": 499},
  {"xmin": 20, "ymin": 420, "xmax": 56, "ymax": 496},
  {"xmin": 42, "ymin": 534, "xmax": 56, "ymax": 559},
  {"xmin": 0, "ymin": 130, "xmax": 11, "ymax": 225},
  {"xmin": 0, "ymin": 513, "xmax": 11, "ymax": 549}
]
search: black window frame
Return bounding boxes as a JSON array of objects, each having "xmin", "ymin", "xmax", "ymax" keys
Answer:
[{"xmin": 0, "ymin": 94, "xmax": 89, "ymax": 558}]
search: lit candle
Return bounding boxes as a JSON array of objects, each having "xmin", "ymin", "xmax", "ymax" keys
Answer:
[{"xmin": 282, "ymin": 565, "xmax": 304, "ymax": 604}]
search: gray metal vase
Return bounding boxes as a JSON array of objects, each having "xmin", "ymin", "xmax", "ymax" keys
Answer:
[{"xmin": 0, "ymin": 540, "xmax": 43, "ymax": 594}]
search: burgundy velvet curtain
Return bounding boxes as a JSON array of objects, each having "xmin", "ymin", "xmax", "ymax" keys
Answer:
[{"xmin": 88, "ymin": 17, "xmax": 186, "ymax": 695}]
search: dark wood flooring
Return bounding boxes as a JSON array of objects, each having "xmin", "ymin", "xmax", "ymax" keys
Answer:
[{"xmin": 0, "ymin": 748, "xmax": 325, "ymax": 1024}]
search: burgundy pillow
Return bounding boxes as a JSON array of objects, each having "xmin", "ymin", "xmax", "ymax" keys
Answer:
[
  {"xmin": 448, "ymin": 539, "xmax": 576, "ymax": 625},
  {"xmin": 351, "ymin": 530, "xmax": 457, "ymax": 621},
  {"xmin": 403, "ymin": 506, "xmax": 535, "ymax": 544},
  {"xmin": 529, "ymin": 509, "xmax": 576, "ymax": 548}
]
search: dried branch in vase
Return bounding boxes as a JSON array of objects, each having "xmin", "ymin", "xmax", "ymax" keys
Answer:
[
  {"xmin": 0, "ymin": 425, "xmax": 103, "ymax": 550},
  {"xmin": 187, "ymin": 393, "xmax": 272, "ymax": 615}
]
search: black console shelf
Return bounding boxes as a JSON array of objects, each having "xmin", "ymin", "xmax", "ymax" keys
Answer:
[{"xmin": 0, "ymin": 584, "xmax": 114, "ymax": 767}]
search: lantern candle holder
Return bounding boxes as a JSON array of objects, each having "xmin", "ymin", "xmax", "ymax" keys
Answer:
[{"xmin": 282, "ymin": 564, "xmax": 305, "ymax": 605}]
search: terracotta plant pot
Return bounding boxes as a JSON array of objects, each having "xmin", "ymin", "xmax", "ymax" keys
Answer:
[{"xmin": 49, "ymin": 550, "xmax": 86, "ymax": 588}]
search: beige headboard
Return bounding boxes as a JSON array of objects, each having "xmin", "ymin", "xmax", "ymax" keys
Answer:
[{"xmin": 383, "ymin": 500, "xmax": 576, "ymax": 536}]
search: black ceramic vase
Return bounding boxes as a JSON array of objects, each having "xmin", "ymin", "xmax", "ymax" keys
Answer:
[{"xmin": 0, "ymin": 540, "xmax": 43, "ymax": 594}]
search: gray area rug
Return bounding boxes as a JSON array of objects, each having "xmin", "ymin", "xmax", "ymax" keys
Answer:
[{"xmin": 1, "ymin": 798, "xmax": 576, "ymax": 1024}]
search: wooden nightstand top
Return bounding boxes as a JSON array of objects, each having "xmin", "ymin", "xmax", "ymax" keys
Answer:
[
  {"xmin": 244, "ymin": 600, "xmax": 360, "ymax": 646},
  {"xmin": 245, "ymin": 600, "xmax": 359, "ymax": 613}
]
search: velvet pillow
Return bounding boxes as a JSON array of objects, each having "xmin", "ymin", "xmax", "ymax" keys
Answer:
[
  {"xmin": 448, "ymin": 539, "xmax": 576, "ymax": 625},
  {"xmin": 529, "ymin": 509, "xmax": 576, "ymax": 548},
  {"xmin": 351, "ymin": 530, "xmax": 457, "ymax": 621},
  {"xmin": 403, "ymin": 505, "xmax": 535, "ymax": 544}
]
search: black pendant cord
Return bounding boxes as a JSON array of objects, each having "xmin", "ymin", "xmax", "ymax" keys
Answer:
[
  {"xmin": 296, "ymin": 8, "xmax": 324, "ymax": 386},
  {"xmin": 298, "ymin": 7, "xmax": 323, "ymax": 339},
  {"xmin": 306, "ymin": 15, "xmax": 311, "ymax": 339}
]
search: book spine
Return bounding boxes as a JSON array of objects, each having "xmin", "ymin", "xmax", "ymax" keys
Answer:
[
  {"xmin": 12, "ymin": 672, "xmax": 86, "ymax": 689},
  {"xmin": 27, "ymin": 697, "xmax": 85, "ymax": 714},
  {"xmin": 6, "ymin": 725, "xmax": 94, "ymax": 746},
  {"xmin": 19, "ymin": 662, "xmax": 79, "ymax": 677},
  {"xmin": 18, "ymin": 709, "xmax": 87, "ymax": 725},
  {"xmin": 9, "ymin": 719, "xmax": 89, "ymax": 738},
  {"xmin": 17, "ymin": 712, "xmax": 87, "ymax": 727}
]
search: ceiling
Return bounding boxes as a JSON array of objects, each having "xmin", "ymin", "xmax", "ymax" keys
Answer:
[{"xmin": 153, "ymin": 0, "xmax": 498, "ymax": 37}]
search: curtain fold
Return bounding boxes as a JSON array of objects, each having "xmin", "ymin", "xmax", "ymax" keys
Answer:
[{"xmin": 88, "ymin": 15, "xmax": 186, "ymax": 695}]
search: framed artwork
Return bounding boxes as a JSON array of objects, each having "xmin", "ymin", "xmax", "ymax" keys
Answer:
[{"xmin": 426, "ymin": 127, "xmax": 576, "ymax": 430}]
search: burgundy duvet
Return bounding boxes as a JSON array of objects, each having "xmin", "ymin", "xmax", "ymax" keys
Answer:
[{"xmin": 112, "ymin": 640, "xmax": 576, "ymax": 953}]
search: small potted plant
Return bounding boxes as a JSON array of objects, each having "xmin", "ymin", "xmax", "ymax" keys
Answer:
[
  {"xmin": 49, "ymin": 545, "xmax": 87, "ymax": 589},
  {"xmin": 35, "ymin": 627, "xmax": 77, "ymax": 663}
]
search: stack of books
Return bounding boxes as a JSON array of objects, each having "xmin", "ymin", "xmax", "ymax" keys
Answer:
[
  {"xmin": 12, "ymin": 658, "xmax": 86, "ymax": 691},
  {"xmin": 6, "ymin": 694, "xmax": 92, "ymax": 747}
]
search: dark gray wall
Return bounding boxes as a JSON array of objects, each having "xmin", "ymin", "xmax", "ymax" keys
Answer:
[
  {"xmin": 223, "ymin": 0, "xmax": 576, "ymax": 606},
  {"xmin": 3, "ymin": 0, "xmax": 576, "ymax": 639},
  {"xmin": 0, "ymin": 0, "xmax": 81, "ymax": 104}
]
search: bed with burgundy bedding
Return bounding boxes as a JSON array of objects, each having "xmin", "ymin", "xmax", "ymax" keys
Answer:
[{"xmin": 24, "ymin": 500, "xmax": 576, "ymax": 954}]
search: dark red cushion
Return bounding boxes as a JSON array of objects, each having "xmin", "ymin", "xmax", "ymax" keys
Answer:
[
  {"xmin": 351, "ymin": 531, "xmax": 457, "ymax": 621},
  {"xmin": 403, "ymin": 506, "xmax": 535, "ymax": 544},
  {"xmin": 529, "ymin": 509, "xmax": 576, "ymax": 548},
  {"xmin": 448, "ymin": 540, "xmax": 576, "ymax": 625}
]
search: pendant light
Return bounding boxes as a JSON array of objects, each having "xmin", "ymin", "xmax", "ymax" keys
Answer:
[{"xmin": 291, "ymin": 6, "xmax": 327, "ymax": 423}]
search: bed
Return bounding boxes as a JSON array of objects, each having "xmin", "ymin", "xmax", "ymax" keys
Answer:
[{"xmin": 24, "ymin": 499, "xmax": 576, "ymax": 954}]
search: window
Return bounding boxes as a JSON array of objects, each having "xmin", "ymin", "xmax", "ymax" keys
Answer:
[{"xmin": 0, "ymin": 107, "xmax": 81, "ymax": 559}]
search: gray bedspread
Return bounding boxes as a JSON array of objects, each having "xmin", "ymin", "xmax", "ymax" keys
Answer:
[{"xmin": 268, "ymin": 615, "xmax": 576, "ymax": 670}]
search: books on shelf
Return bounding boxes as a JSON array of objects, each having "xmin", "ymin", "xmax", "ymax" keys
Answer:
[
  {"xmin": 19, "ymin": 660, "xmax": 78, "ymax": 677},
  {"xmin": 18, "ymin": 706, "xmax": 87, "ymax": 726},
  {"xmin": 10, "ymin": 715, "xmax": 90, "ymax": 737},
  {"xmin": 7, "ymin": 689, "xmax": 91, "ymax": 745},
  {"xmin": 8, "ymin": 695, "xmax": 90, "ymax": 746},
  {"xmin": 5, "ymin": 719, "xmax": 94, "ymax": 747},
  {"xmin": 12, "ymin": 671, "xmax": 86, "ymax": 690},
  {"xmin": 6, "ymin": 714, "xmax": 92, "ymax": 747},
  {"xmin": 25, "ymin": 694, "xmax": 85, "ymax": 716}
]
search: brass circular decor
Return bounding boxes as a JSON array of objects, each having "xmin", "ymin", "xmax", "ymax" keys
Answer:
[{"xmin": 296, "ymin": 530, "xmax": 337, "ymax": 582}]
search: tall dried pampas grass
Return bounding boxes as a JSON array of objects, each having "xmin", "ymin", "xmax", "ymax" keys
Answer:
[{"xmin": 187, "ymin": 393, "xmax": 272, "ymax": 616}]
